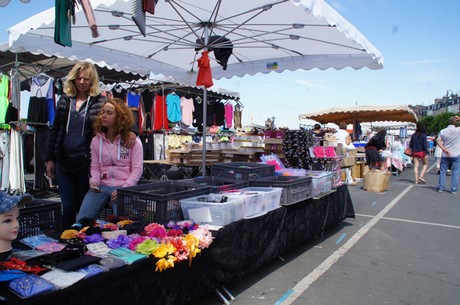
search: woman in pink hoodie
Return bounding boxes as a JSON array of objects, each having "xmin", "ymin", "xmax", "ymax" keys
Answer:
[{"xmin": 77, "ymin": 98, "xmax": 143, "ymax": 222}]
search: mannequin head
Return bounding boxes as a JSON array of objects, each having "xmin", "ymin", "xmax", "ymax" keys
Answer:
[{"xmin": 0, "ymin": 192, "xmax": 32, "ymax": 253}]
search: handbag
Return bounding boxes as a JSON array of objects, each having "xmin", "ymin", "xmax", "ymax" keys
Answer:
[{"xmin": 404, "ymin": 148, "xmax": 412, "ymax": 156}]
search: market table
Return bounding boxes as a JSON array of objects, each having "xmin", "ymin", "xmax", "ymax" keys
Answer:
[{"xmin": 1, "ymin": 185, "xmax": 354, "ymax": 305}]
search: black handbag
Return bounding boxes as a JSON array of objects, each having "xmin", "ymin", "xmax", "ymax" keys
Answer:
[{"xmin": 32, "ymin": 244, "xmax": 101, "ymax": 271}]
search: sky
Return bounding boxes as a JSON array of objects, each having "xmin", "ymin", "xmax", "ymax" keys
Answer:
[{"xmin": 1, "ymin": 0, "xmax": 459, "ymax": 129}]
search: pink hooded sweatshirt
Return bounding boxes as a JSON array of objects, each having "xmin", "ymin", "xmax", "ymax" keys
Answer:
[{"xmin": 89, "ymin": 133, "xmax": 143, "ymax": 188}]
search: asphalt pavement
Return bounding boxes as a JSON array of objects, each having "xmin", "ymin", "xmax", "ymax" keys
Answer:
[{"xmin": 191, "ymin": 155, "xmax": 460, "ymax": 305}]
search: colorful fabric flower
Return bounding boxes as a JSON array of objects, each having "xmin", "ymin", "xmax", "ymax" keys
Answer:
[
  {"xmin": 136, "ymin": 239, "xmax": 160, "ymax": 255},
  {"xmin": 144, "ymin": 223, "xmax": 167, "ymax": 238},
  {"xmin": 60, "ymin": 229, "xmax": 79, "ymax": 240},
  {"xmin": 128, "ymin": 236, "xmax": 148, "ymax": 251},
  {"xmin": 107, "ymin": 235, "xmax": 132, "ymax": 249},
  {"xmin": 84, "ymin": 234, "xmax": 104, "ymax": 244},
  {"xmin": 103, "ymin": 223, "xmax": 118, "ymax": 231},
  {"xmin": 190, "ymin": 226, "xmax": 214, "ymax": 249}
]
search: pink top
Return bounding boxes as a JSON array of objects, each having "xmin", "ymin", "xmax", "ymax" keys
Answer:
[
  {"xmin": 224, "ymin": 104, "xmax": 233, "ymax": 128},
  {"xmin": 180, "ymin": 97, "xmax": 195, "ymax": 126},
  {"xmin": 89, "ymin": 133, "xmax": 143, "ymax": 188}
]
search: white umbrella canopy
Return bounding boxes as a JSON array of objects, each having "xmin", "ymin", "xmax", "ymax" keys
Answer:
[
  {"xmin": 8, "ymin": 0, "xmax": 383, "ymax": 85},
  {"xmin": 8, "ymin": 0, "xmax": 383, "ymax": 175}
]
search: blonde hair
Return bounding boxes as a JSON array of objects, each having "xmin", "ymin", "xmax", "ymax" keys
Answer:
[
  {"xmin": 93, "ymin": 98, "xmax": 134, "ymax": 144},
  {"xmin": 64, "ymin": 62, "xmax": 101, "ymax": 97}
]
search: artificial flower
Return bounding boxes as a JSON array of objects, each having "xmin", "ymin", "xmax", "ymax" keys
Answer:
[
  {"xmin": 144, "ymin": 223, "xmax": 167, "ymax": 238},
  {"xmin": 155, "ymin": 254, "xmax": 177, "ymax": 272},
  {"xmin": 136, "ymin": 239, "xmax": 160, "ymax": 255},
  {"xmin": 117, "ymin": 219, "xmax": 133, "ymax": 228},
  {"xmin": 107, "ymin": 235, "xmax": 132, "ymax": 249},
  {"xmin": 166, "ymin": 229, "xmax": 183, "ymax": 237},
  {"xmin": 60, "ymin": 229, "xmax": 79, "ymax": 240},
  {"xmin": 153, "ymin": 243, "xmax": 177, "ymax": 272},
  {"xmin": 103, "ymin": 223, "xmax": 118, "ymax": 231},
  {"xmin": 184, "ymin": 234, "xmax": 201, "ymax": 264},
  {"xmin": 153, "ymin": 243, "xmax": 176, "ymax": 259},
  {"xmin": 84, "ymin": 234, "xmax": 104, "ymax": 244},
  {"xmin": 128, "ymin": 236, "xmax": 148, "ymax": 251},
  {"xmin": 169, "ymin": 237, "xmax": 189, "ymax": 261},
  {"xmin": 190, "ymin": 226, "xmax": 214, "ymax": 249}
]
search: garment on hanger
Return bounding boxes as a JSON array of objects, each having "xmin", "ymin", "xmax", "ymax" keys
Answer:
[
  {"xmin": 224, "ymin": 103, "xmax": 233, "ymax": 128},
  {"xmin": 0, "ymin": 75, "xmax": 9, "ymax": 128},
  {"xmin": 0, "ymin": 131, "xmax": 9, "ymax": 190},
  {"xmin": 214, "ymin": 101, "xmax": 225, "ymax": 126},
  {"xmin": 206, "ymin": 100, "xmax": 215, "ymax": 126},
  {"xmin": 141, "ymin": 89, "xmax": 154, "ymax": 131},
  {"xmin": 166, "ymin": 92, "xmax": 181, "ymax": 123},
  {"xmin": 153, "ymin": 94, "xmax": 168, "ymax": 130},
  {"xmin": 30, "ymin": 73, "xmax": 55, "ymax": 125},
  {"xmin": 180, "ymin": 96, "xmax": 194, "ymax": 126},
  {"xmin": 234, "ymin": 104, "xmax": 242, "ymax": 129}
]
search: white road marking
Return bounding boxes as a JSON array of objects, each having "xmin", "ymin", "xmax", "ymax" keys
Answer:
[
  {"xmin": 356, "ymin": 213, "xmax": 460, "ymax": 230},
  {"xmin": 278, "ymin": 184, "xmax": 414, "ymax": 305}
]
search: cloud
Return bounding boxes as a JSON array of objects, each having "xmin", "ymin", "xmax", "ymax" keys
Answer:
[
  {"xmin": 293, "ymin": 79, "xmax": 332, "ymax": 90},
  {"xmin": 400, "ymin": 59, "xmax": 448, "ymax": 66}
]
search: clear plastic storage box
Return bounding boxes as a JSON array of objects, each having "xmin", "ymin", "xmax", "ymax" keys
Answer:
[
  {"xmin": 180, "ymin": 194, "xmax": 243, "ymax": 226},
  {"xmin": 304, "ymin": 170, "xmax": 334, "ymax": 197}
]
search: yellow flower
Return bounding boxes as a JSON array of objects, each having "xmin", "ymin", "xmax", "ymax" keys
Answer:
[
  {"xmin": 153, "ymin": 243, "xmax": 176, "ymax": 259},
  {"xmin": 60, "ymin": 229, "xmax": 79, "ymax": 240},
  {"xmin": 185, "ymin": 234, "xmax": 201, "ymax": 264},
  {"xmin": 155, "ymin": 254, "xmax": 177, "ymax": 272},
  {"xmin": 117, "ymin": 220, "xmax": 133, "ymax": 228}
]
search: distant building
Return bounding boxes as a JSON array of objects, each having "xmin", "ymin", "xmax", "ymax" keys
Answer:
[{"xmin": 410, "ymin": 93, "xmax": 460, "ymax": 119}]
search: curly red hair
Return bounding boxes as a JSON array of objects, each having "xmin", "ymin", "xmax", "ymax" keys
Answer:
[{"xmin": 93, "ymin": 98, "xmax": 134, "ymax": 144}]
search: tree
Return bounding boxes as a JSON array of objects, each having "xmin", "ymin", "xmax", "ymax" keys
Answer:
[
  {"xmin": 432, "ymin": 111, "xmax": 456, "ymax": 134},
  {"xmin": 419, "ymin": 115, "xmax": 436, "ymax": 135}
]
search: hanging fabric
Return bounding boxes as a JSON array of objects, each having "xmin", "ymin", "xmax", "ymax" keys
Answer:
[
  {"xmin": 9, "ymin": 129, "xmax": 25, "ymax": 193},
  {"xmin": 0, "ymin": 131, "xmax": 9, "ymax": 190},
  {"xmin": 132, "ymin": 0, "xmax": 147, "ymax": 36},
  {"xmin": 79, "ymin": 0, "xmax": 100, "ymax": 38},
  {"xmin": 143, "ymin": 0, "xmax": 158, "ymax": 15},
  {"xmin": 196, "ymin": 51, "xmax": 213, "ymax": 88},
  {"xmin": 0, "ymin": 74, "xmax": 10, "ymax": 129},
  {"xmin": 54, "ymin": 0, "xmax": 73, "ymax": 47},
  {"xmin": 180, "ymin": 96, "xmax": 194, "ymax": 126}
]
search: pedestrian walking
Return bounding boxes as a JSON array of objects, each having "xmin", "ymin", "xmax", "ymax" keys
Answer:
[
  {"xmin": 436, "ymin": 115, "xmax": 460, "ymax": 193},
  {"xmin": 409, "ymin": 123, "xmax": 429, "ymax": 184}
]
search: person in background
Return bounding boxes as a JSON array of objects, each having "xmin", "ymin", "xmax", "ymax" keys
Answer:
[
  {"xmin": 45, "ymin": 62, "xmax": 136, "ymax": 229},
  {"xmin": 436, "ymin": 115, "xmax": 460, "ymax": 194},
  {"xmin": 434, "ymin": 134, "xmax": 443, "ymax": 174},
  {"xmin": 364, "ymin": 129, "xmax": 387, "ymax": 171},
  {"xmin": 409, "ymin": 123, "xmax": 429, "ymax": 184},
  {"xmin": 335, "ymin": 122, "xmax": 357, "ymax": 185},
  {"xmin": 312, "ymin": 123, "xmax": 324, "ymax": 147},
  {"xmin": 76, "ymin": 98, "xmax": 143, "ymax": 222}
]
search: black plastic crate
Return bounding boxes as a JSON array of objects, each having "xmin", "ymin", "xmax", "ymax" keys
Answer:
[
  {"xmin": 210, "ymin": 162, "xmax": 275, "ymax": 181},
  {"xmin": 18, "ymin": 199, "xmax": 62, "ymax": 239},
  {"xmin": 250, "ymin": 175, "xmax": 312, "ymax": 205},
  {"xmin": 115, "ymin": 181, "xmax": 212, "ymax": 224},
  {"xmin": 181, "ymin": 176, "xmax": 249, "ymax": 193}
]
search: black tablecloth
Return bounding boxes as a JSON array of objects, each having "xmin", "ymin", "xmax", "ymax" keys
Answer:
[{"xmin": 1, "ymin": 186, "xmax": 354, "ymax": 305}]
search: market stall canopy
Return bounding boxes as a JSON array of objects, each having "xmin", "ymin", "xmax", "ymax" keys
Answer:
[
  {"xmin": 7, "ymin": 0, "xmax": 384, "ymax": 85},
  {"xmin": 298, "ymin": 105, "xmax": 418, "ymax": 124},
  {"xmin": 0, "ymin": 42, "xmax": 145, "ymax": 90}
]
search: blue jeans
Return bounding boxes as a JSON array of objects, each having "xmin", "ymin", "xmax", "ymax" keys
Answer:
[
  {"xmin": 77, "ymin": 185, "xmax": 118, "ymax": 222},
  {"xmin": 56, "ymin": 162, "xmax": 89, "ymax": 229},
  {"xmin": 438, "ymin": 156, "xmax": 460, "ymax": 192}
]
